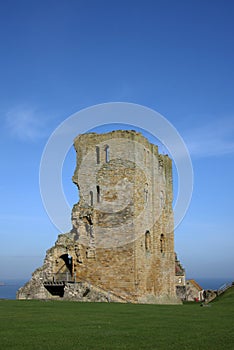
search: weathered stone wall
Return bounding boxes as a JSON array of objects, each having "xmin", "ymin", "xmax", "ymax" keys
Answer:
[
  {"xmin": 17, "ymin": 130, "xmax": 180, "ymax": 304},
  {"xmin": 71, "ymin": 130, "xmax": 177, "ymax": 303}
]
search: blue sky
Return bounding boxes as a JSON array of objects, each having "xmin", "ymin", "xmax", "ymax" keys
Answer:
[{"xmin": 0, "ymin": 0, "xmax": 234, "ymax": 283}]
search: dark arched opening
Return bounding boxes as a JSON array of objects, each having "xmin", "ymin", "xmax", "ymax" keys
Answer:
[
  {"xmin": 97, "ymin": 185, "xmax": 100, "ymax": 202},
  {"xmin": 59, "ymin": 253, "xmax": 73, "ymax": 275}
]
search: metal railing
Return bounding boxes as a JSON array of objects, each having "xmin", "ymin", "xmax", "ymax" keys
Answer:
[
  {"xmin": 43, "ymin": 272, "xmax": 75, "ymax": 283},
  {"xmin": 217, "ymin": 282, "xmax": 233, "ymax": 296}
]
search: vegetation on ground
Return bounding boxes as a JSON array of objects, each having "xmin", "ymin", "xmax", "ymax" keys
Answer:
[{"xmin": 1, "ymin": 287, "xmax": 234, "ymax": 350}]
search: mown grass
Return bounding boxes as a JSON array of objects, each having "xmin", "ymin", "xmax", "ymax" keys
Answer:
[{"xmin": 1, "ymin": 288, "xmax": 234, "ymax": 350}]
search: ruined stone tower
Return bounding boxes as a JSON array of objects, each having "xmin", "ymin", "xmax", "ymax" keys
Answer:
[{"xmin": 17, "ymin": 130, "xmax": 179, "ymax": 304}]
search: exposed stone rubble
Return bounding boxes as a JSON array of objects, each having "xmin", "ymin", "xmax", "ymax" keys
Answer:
[{"xmin": 17, "ymin": 130, "xmax": 182, "ymax": 304}]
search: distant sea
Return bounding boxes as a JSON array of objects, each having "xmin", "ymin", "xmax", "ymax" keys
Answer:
[
  {"xmin": 0, "ymin": 280, "xmax": 27, "ymax": 300},
  {"xmin": 188, "ymin": 277, "xmax": 233, "ymax": 291}
]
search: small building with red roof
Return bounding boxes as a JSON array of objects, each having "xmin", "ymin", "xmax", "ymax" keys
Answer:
[{"xmin": 186, "ymin": 279, "xmax": 204, "ymax": 302}]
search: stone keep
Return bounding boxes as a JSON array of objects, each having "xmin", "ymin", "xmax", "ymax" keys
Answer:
[{"xmin": 17, "ymin": 130, "xmax": 179, "ymax": 304}]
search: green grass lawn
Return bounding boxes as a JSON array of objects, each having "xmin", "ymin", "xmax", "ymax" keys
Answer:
[{"xmin": 1, "ymin": 288, "xmax": 234, "ymax": 350}]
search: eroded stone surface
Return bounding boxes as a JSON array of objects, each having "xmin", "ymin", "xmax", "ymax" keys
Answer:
[{"xmin": 17, "ymin": 130, "xmax": 181, "ymax": 304}]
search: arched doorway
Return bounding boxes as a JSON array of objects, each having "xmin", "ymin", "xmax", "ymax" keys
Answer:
[{"xmin": 55, "ymin": 253, "xmax": 73, "ymax": 281}]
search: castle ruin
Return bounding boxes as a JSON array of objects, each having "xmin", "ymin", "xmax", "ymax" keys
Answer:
[{"xmin": 17, "ymin": 130, "xmax": 181, "ymax": 304}]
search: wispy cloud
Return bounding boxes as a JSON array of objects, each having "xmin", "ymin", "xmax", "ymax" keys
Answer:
[
  {"xmin": 5, "ymin": 106, "xmax": 48, "ymax": 141},
  {"xmin": 184, "ymin": 117, "xmax": 234, "ymax": 158}
]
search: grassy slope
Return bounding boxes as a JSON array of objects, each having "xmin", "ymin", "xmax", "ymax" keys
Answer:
[{"xmin": 0, "ymin": 288, "xmax": 234, "ymax": 350}]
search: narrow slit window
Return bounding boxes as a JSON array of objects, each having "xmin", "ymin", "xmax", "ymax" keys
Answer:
[
  {"xmin": 160, "ymin": 234, "xmax": 165, "ymax": 253},
  {"xmin": 96, "ymin": 146, "xmax": 100, "ymax": 164},
  {"xmin": 97, "ymin": 185, "xmax": 100, "ymax": 203},
  {"xmin": 105, "ymin": 145, "xmax": 110, "ymax": 163},
  {"xmin": 90, "ymin": 191, "xmax": 93, "ymax": 206},
  {"xmin": 145, "ymin": 230, "xmax": 151, "ymax": 251}
]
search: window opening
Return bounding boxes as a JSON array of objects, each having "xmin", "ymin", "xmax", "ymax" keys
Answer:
[
  {"xmin": 90, "ymin": 191, "xmax": 93, "ymax": 206},
  {"xmin": 145, "ymin": 230, "xmax": 151, "ymax": 251},
  {"xmin": 97, "ymin": 185, "xmax": 100, "ymax": 202},
  {"xmin": 96, "ymin": 146, "xmax": 100, "ymax": 164},
  {"xmin": 105, "ymin": 145, "xmax": 110, "ymax": 163},
  {"xmin": 160, "ymin": 234, "xmax": 165, "ymax": 253}
]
